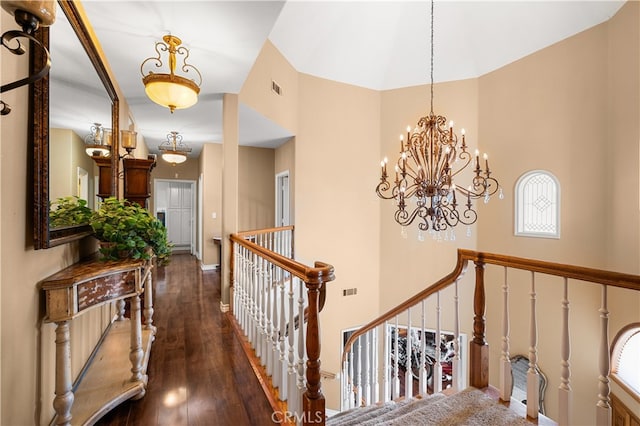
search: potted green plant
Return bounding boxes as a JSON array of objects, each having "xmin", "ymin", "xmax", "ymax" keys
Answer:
[
  {"xmin": 90, "ymin": 197, "xmax": 172, "ymax": 265},
  {"xmin": 49, "ymin": 196, "xmax": 93, "ymax": 228}
]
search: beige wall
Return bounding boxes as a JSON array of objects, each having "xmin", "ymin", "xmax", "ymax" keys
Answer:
[
  {"xmin": 240, "ymin": 40, "xmax": 299, "ymax": 135},
  {"xmin": 477, "ymin": 3, "xmax": 640, "ymax": 423},
  {"xmin": 200, "ymin": 144, "xmax": 223, "ymax": 268},
  {"xmin": 477, "ymin": 16, "xmax": 611, "ymax": 425},
  {"xmin": 239, "ymin": 146, "xmax": 275, "ymax": 231},
  {"xmin": 295, "ymin": 74, "xmax": 382, "ymax": 408},
  {"xmin": 50, "ymin": 128, "xmax": 97, "ymax": 206}
]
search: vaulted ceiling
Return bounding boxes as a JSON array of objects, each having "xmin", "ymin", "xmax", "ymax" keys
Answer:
[{"xmin": 50, "ymin": 1, "xmax": 625, "ymax": 158}]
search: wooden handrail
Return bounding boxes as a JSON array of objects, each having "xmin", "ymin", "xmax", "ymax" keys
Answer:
[
  {"xmin": 235, "ymin": 225, "xmax": 295, "ymax": 238},
  {"xmin": 230, "ymin": 228, "xmax": 334, "ymax": 426},
  {"xmin": 230, "ymin": 233, "xmax": 331, "ymax": 284},
  {"xmin": 342, "ymin": 249, "xmax": 640, "ymax": 364},
  {"xmin": 342, "ymin": 250, "xmax": 470, "ymax": 365}
]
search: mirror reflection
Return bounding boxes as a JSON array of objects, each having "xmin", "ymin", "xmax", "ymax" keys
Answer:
[{"xmin": 48, "ymin": 1, "xmax": 111, "ymax": 229}]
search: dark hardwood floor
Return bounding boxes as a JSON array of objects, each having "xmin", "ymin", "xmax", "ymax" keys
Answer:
[{"xmin": 97, "ymin": 254, "xmax": 277, "ymax": 426}]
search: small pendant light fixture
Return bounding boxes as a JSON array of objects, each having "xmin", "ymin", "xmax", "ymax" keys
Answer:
[
  {"xmin": 140, "ymin": 35, "xmax": 202, "ymax": 113},
  {"xmin": 84, "ymin": 123, "xmax": 110, "ymax": 157},
  {"xmin": 376, "ymin": 0, "xmax": 503, "ymax": 240},
  {"xmin": 158, "ymin": 131, "xmax": 191, "ymax": 165}
]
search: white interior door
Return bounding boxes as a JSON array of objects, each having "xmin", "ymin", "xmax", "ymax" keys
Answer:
[
  {"xmin": 155, "ymin": 179, "xmax": 195, "ymax": 252},
  {"xmin": 77, "ymin": 167, "xmax": 88, "ymax": 201},
  {"xmin": 276, "ymin": 171, "xmax": 290, "ymax": 227}
]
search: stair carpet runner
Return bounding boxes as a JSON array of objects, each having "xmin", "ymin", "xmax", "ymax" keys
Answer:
[{"xmin": 327, "ymin": 387, "xmax": 533, "ymax": 426}]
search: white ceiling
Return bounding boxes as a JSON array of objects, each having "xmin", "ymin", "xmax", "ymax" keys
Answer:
[{"xmin": 49, "ymin": 0, "xmax": 625, "ymax": 159}]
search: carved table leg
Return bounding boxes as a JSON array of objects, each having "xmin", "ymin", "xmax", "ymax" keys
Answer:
[
  {"xmin": 129, "ymin": 293, "xmax": 147, "ymax": 397},
  {"xmin": 143, "ymin": 271, "xmax": 156, "ymax": 335},
  {"xmin": 53, "ymin": 321, "xmax": 74, "ymax": 426},
  {"xmin": 116, "ymin": 299, "xmax": 126, "ymax": 321}
]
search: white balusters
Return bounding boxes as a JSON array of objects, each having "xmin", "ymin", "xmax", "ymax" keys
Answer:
[
  {"xmin": 500, "ymin": 267, "xmax": 512, "ymax": 402},
  {"xmin": 559, "ymin": 277, "xmax": 572, "ymax": 426},
  {"xmin": 419, "ymin": 301, "xmax": 428, "ymax": 396},
  {"xmin": 278, "ymin": 271, "xmax": 288, "ymax": 400},
  {"xmin": 383, "ymin": 321, "xmax": 391, "ymax": 403},
  {"xmin": 364, "ymin": 332, "xmax": 372, "ymax": 405},
  {"xmin": 373, "ymin": 328, "xmax": 380, "ymax": 403},
  {"xmin": 230, "ymin": 227, "xmax": 321, "ymax": 422},
  {"xmin": 452, "ymin": 278, "xmax": 461, "ymax": 392},
  {"xmin": 393, "ymin": 316, "xmax": 400, "ymax": 400},
  {"xmin": 434, "ymin": 292, "xmax": 442, "ymax": 394},
  {"xmin": 256, "ymin": 255, "xmax": 264, "ymax": 359},
  {"xmin": 356, "ymin": 335, "xmax": 362, "ymax": 406},
  {"xmin": 527, "ymin": 271, "xmax": 540, "ymax": 418},
  {"xmin": 348, "ymin": 347, "xmax": 355, "ymax": 408},
  {"xmin": 265, "ymin": 263, "xmax": 274, "ymax": 376},
  {"xmin": 287, "ymin": 274, "xmax": 296, "ymax": 413},
  {"xmin": 405, "ymin": 309, "xmax": 413, "ymax": 398},
  {"xmin": 596, "ymin": 285, "xmax": 611, "ymax": 426},
  {"xmin": 296, "ymin": 277, "xmax": 306, "ymax": 417}
]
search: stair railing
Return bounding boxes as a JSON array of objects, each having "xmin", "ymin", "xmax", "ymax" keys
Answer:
[
  {"xmin": 340, "ymin": 249, "xmax": 640, "ymax": 426},
  {"xmin": 230, "ymin": 226, "xmax": 335, "ymax": 425}
]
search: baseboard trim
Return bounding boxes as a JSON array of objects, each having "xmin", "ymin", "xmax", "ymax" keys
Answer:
[{"xmin": 200, "ymin": 263, "xmax": 218, "ymax": 271}]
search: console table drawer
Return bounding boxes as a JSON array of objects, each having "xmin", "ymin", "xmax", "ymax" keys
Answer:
[{"xmin": 77, "ymin": 270, "xmax": 135, "ymax": 311}]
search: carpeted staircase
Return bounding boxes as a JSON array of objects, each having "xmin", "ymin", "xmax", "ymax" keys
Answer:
[{"xmin": 327, "ymin": 388, "xmax": 534, "ymax": 426}]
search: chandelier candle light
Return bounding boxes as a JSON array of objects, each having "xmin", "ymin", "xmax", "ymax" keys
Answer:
[{"xmin": 376, "ymin": 0, "xmax": 502, "ymax": 240}]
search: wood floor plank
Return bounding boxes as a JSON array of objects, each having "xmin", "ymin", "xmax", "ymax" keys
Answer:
[{"xmin": 96, "ymin": 254, "xmax": 276, "ymax": 425}]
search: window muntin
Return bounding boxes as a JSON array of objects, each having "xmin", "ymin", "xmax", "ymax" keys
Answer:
[{"xmin": 515, "ymin": 170, "xmax": 560, "ymax": 238}]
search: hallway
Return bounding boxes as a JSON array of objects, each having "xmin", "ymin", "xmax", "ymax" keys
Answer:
[{"xmin": 97, "ymin": 254, "xmax": 277, "ymax": 426}]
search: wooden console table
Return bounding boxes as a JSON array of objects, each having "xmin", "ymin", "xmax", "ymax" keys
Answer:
[{"xmin": 41, "ymin": 256, "xmax": 156, "ymax": 425}]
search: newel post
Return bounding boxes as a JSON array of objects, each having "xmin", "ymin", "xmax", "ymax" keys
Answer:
[
  {"xmin": 303, "ymin": 279, "xmax": 324, "ymax": 425},
  {"xmin": 470, "ymin": 259, "xmax": 489, "ymax": 388}
]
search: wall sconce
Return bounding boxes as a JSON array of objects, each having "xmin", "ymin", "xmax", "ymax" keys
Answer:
[
  {"xmin": 84, "ymin": 123, "xmax": 111, "ymax": 157},
  {"xmin": 1, "ymin": 1, "xmax": 56, "ymax": 115},
  {"xmin": 120, "ymin": 129, "xmax": 137, "ymax": 156}
]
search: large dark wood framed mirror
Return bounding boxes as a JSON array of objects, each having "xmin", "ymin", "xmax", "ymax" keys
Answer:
[{"xmin": 32, "ymin": 0, "xmax": 119, "ymax": 249}]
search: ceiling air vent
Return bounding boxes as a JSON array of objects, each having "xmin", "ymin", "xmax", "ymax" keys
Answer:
[{"xmin": 271, "ymin": 80, "xmax": 282, "ymax": 96}]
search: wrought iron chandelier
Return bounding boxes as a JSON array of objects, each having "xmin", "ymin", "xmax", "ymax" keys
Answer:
[
  {"xmin": 159, "ymin": 131, "xmax": 191, "ymax": 165},
  {"xmin": 376, "ymin": 0, "xmax": 502, "ymax": 239}
]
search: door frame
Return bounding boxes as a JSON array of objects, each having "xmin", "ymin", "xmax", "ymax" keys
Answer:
[
  {"xmin": 153, "ymin": 178, "xmax": 197, "ymax": 255},
  {"xmin": 275, "ymin": 170, "xmax": 290, "ymax": 227}
]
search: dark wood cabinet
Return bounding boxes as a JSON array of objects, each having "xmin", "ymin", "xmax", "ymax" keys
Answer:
[
  {"xmin": 93, "ymin": 156, "xmax": 113, "ymax": 200},
  {"xmin": 123, "ymin": 158, "xmax": 155, "ymax": 208}
]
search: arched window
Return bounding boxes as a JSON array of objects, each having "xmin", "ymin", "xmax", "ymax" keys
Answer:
[
  {"xmin": 611, "ymin": 323, "xmax": 640, "ymax": 397},
  {"xmin": 515, "ymin": 170, "xmax": 560, "ymax": 238}
]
